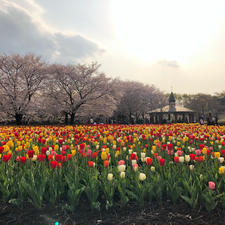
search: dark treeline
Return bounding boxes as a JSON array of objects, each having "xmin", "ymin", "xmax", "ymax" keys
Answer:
[{"xmin": 0, "ymin": 54, "xmax": 224, "ymax": 125}]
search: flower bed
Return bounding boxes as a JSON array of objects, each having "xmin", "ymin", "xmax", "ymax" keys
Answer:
[{"xmin": 0, "ymin": 124, "xmax": 225, "ymax": 212}]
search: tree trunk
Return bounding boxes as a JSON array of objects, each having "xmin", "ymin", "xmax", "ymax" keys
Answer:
[
  {"xmin": 15, "ymin": 113, "xmax": 23, "ymax": 125},
  {"xmin": 64, "ymin": 112, "xmax": 68, "ymax": 125},
  {"xmin": 70, "ymin": 112, "xmax": 75, "ymax": 125},
  {"xmin": 129, "ymin": 112, "xmax": 133, "ymax": 124}
]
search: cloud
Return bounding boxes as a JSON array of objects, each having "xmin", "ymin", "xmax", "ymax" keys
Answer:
[
  {"xmin": 157, "ymin": 59, "xmax": 180, "ymax": 68},
  {"xmin": 0, "ymin": 0, "xmax": 103, "ymax": 63}
]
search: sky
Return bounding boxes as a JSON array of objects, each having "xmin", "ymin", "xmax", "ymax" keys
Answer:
[{"xmin": 0, "ymin": 0, "xmax": 225, "ymax": 94}]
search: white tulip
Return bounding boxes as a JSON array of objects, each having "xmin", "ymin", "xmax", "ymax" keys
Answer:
[
  {"xmin": 185, "ymin": 155, "xmax": 190, "ymax": 162},
  {"xmin": 107, "ymin": 173, "xmax": 113, "ymax": 181},
  {"xmin": 139, "ymin": 173, "xmax": 146, "ymax": 181},
  {"xmin": 118, "ymin": 165, "xmax": 126, "ymax": 172},
  {"xmin": 218, "ymin": 157, "xmax": 224, "ymax": 163},
  {"xmin": 32, "ymin": 155, "xmax": 37, "ymax": 161}
]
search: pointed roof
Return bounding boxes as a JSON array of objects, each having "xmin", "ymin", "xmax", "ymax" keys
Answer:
[
  {"xmin": 169, "ymin": 92, "xmax": 175, "ymax": 102},
  {"xmin": 149, "ymin": 105, "xmax": 193, "ymax": 113}
]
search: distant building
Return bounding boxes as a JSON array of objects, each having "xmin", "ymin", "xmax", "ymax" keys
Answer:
[{"xmin": 149, "ymin": 92, "xmax": 197, "ymax": 123}]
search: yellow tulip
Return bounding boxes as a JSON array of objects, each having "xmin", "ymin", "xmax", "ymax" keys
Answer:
[
  {"xmin": 54, "ymin": 145, "xmax": 59, "ymax": 151},
  {"xmin": 4, "ymin": 145, "xmax": 9, "ymax": 152},
  {"xmin": 115, "ymin": 151, "xmax": 120, "ymax": 158},
  {"xmin": 71, "ymin": 150, "xmax": 76, "ymax": 156},
  {"xmin": 214, "ymin": 152, "xmax": 220, "ymax": 159},
  {"xmin": 101, "ymin": 151, "xmax": 108, "ymax": 160},
  {"xmin": 202, "ymin": 147, "xmax": 207, "ymax": 155},
  {"xmin": 105, "ymin": 148, "xmax": 109, "ymax": 154},
  {"xmin": 219, "ymin": 166, "xmax": 225, "ymax": 174}
]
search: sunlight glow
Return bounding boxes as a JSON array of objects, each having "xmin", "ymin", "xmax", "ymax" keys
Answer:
[{"xmin": 111, "ymin": 0, "xmax": 225, "ymax": 62}]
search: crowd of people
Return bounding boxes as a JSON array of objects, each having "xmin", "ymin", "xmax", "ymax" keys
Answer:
[{"xmin": 199, "ymin": 113, "xmax": 218, "ymax": 125}]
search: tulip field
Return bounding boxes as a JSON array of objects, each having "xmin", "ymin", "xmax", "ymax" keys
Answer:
[{"xmin": 1, "ymin": 124, "xmax": 225, "ymax": 213}]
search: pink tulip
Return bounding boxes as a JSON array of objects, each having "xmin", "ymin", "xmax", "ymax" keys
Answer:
[
  {"xmin": 51, "ymin": 151, "xmax": 56, "ymax": 155},
  {"xmin": 118, "ymin": 160, "xmax": 125, "ymax": 165},
  {"xmin": 177, "ymin": 150, "xmax": 183, "ymax": 156},
  {"xmin": 208, "ymin": 181, "xmax": 215, "ymax": 190},
  {"xmin": 167, "ymin": 150, "xmax": 173, "ymax": 155},
  {"xmin": 62, "ymin": 145, "xmax": 67, "ymax": 151},
  {"xmin": 86, "ymin": 149, "xmax": 92, "ymax": 157},
  {"xmin": 195, "ymin": 149, "xmax": 201, "ymax": 156},
  {"xmin": 132, "ymin": 163, "xmax": 138, "ymax": 171}
]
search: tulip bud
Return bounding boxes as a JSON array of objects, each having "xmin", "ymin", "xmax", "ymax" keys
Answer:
[
  {"xmin": 120, "ymin": 172, "xmax": 125, "ymax": 179},
  {"xmin": 133, "ymin": 163, "xmax": 138, "ymax": 172},
  {"xmin": 189, "ymin": 165, "xmax": 194, "ymax": 170},
  {"xmin": 208, "ymin": 181, "xmax": 215, "ymax": 190},
  {"xmin": 107, "ymin": 173, "xmax": 113, "ymax": 181},
  {"xmin": 151, "ymin": 166, "xmax": 155, "ymax": 172}
]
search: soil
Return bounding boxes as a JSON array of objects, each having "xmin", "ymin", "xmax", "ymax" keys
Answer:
[{"xmin": 0, "ymin": 201, "xmax": 225, "ymax": 225}]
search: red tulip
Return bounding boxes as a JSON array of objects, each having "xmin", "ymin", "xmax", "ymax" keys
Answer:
[
  {"xmin": 48, "ymin": 155, "xmax": 53, "ymax": 161},
  {"xmin": 50, "ymin": 160, "xmax": 57, "ymax": 169},
  {"xmin": 62, "ymin": 156, "xmax": 67, "ymax": 162},
  {"xmin": 199, "ymin": 156, "xmax": 204, "ymax": 162},
  {"xmin": 130, "ymin": 153, "xmax": 138, "ymax": 160},
  {"xmin": 67, "ymin": 154, "xmax": 72, "ymax": 160},
  {"xmin": 159, "ymin": 158, "xmax": 165, "ymax": 166},
  {"xmin": 92, "ymin": 152, "xmax": 97, "ymax": 159},
  {"xmin": 55, "ymin": 154, "xmax": 62, "ymax": 162},
  {"xmin": 104, "ymin": 160, "xmax": 109, "ymax": 168},
  {"xmin": 221, "ymin": 150, "xmax": 225, "ymax": 157},
  {"xmin": 162, "ymin": 144, "xmax": 167, "ymax": 151},
  {"xmin": 20, "ymin": 156, "xmax": 26, "ymax": 164},
  {"xmin": 88, "ymin": 161, "xmax": 94, "ymax": 167},
  {"xmin": 167, "ymin": 143, "xmax": 173, "ymax": 150},
  {"xmin": 38, "ymin": 154, "xmax": 46, "ymax": 161},
  {"xmin": 2, "ymin": 154, "xmax": 11, "ymax": 163},
  {"xmin": 146, "ymin": 157, "xmax": 153, "ymax": 165},
  {"xmin": 41, "ymin": 147, "xmax": 47, "ymax": 154},
  {"xmin": 80, "ymin": 143, "xmax": 85, "ymax": 150},
  {"xmin": 174, "ymin": 156, "xmax": 179, "ymax": 163},
  {"xmin": 190, "ymin": 153, "xmax": 196, "ymax": 160},
  {"xmin": 27, "ymin": 150, "xmax": 34, "ymax": 158}
]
